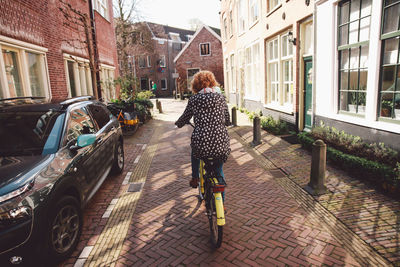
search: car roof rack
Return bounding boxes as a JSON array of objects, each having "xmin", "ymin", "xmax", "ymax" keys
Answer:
[
  {"xmin": 0, "ymin": 96, "xmax": 46, "ymax": 102},
  {"xmin": 60, "ymin": 96, "xmax": 94, "ymax": 107}
]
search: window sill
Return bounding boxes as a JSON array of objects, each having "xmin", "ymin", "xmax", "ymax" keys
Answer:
[
  {"xmin": 161, "ymin": 88, "xmax": 167, "ymax": 91},
  {"xmin": 266, "ymin": 4, "xmax": 282, "ymax": 18},
  {"xmin": 248, "ymin": 20, "xmax": 259, "ymax": 30},
  {"xmin": 263, "ymin": 103, "xmax": 293, "ymax": 115}
]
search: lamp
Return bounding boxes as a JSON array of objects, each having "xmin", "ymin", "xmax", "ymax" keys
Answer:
[{"xmin": 288, "ymin": 31, "xmax": 296, "ymax": 46}]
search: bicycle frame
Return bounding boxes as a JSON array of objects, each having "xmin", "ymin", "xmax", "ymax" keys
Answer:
[{"xmin": 199, "ymin": 159, "xmax": 225, "ymax": 226}]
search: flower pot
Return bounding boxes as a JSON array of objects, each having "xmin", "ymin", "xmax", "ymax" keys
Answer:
[
  {"xmin": 348, "ymin": 104, "xmax": 357, "ymax": 113},
  {"xmin": 395, "ymin": 109, "xmax": 400, "ymax": 119}
]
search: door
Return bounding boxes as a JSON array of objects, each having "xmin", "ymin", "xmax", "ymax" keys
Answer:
[{"xmin": 304, "ymin": 57, "xmax": 313, "ymax": 130}]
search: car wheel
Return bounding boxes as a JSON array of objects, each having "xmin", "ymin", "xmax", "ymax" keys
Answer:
[
  {"xmin": 47, "ymin": 196, "xmax": 82, "ymax": 263},
  {"xmin": 111, "ymin": 141, "xmax": 124, "ymax": 174}
]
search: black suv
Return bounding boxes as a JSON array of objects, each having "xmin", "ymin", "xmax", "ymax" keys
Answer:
[{"xmin": 0, "ymin": 96, "xmax": 124, "ymax": 266}]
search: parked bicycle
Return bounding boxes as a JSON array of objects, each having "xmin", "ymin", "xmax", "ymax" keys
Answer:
[{"xmin": 107, "ymin": 103, "xmax": 139, "ymax": 135}]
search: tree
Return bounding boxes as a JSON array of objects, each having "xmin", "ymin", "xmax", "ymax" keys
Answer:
[{"xmin": 188, "ymin": 18, "xmax": 205, "ymax": 31}]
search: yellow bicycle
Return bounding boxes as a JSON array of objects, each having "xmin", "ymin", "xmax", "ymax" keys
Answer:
[{"xmin": 198, "ymin": 158, "xmax": 226, "ymax": 248}]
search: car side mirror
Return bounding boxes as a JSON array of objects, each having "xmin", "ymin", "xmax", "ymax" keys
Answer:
[{"xmin": 76, "ymin": 134, "xmax": 96, "ymax": 148}]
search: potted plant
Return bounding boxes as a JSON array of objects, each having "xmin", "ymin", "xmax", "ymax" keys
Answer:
[
  {"xmin": 348, "ymin": 92, "xmax": 357, "ymax": 112},
  {"xmin": 381, "ymin": 100, "xmax": 393, "ymax": 117}
]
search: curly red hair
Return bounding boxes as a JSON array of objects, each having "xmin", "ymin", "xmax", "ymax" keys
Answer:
[{"xmin": 191, "ymin": 71, "xmax": 219, "ymax": 93}]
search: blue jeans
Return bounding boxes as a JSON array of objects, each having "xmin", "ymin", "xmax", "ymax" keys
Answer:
[{"xmin": 191, "ymin": 154, "xmax": 225, "ymax": 201}]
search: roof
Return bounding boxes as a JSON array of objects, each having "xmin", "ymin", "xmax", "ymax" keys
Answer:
[
  {"xmin": 173, "ymin": 25, "xmax": 222, "ymax": 63},
  {"xmin": 145, "ymin": 22, "xmax": 196, "ymax": 42}
]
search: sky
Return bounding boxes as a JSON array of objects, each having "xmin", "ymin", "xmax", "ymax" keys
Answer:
[{"xmin": 137, "ymin": 0, "xmax": 221, "ymax": 30}]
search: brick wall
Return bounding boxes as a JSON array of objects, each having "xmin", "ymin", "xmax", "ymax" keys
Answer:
[
  {"xmin": 0, "ymin": 0, "xmax": 119, "ymax": 100},
  {"xmin": 175, "ymin": 27, "xmax": 224, "ymax": 93}
]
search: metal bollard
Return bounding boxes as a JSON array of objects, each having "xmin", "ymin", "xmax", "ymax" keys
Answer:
[
  {"xmin": 156, "ymin": 99, "xmax": 160, "ymax": 109},
  {"xmin": 231, "ymin": 107, "xmax": 237, "ymax": 126},
  {"xmin": 304, "ymin": 139, "xmax": 328, "ymax": 195},
  {"xmin": 251, "ymin": 116, "xmax": 261, "ymax": 146},
  {"xmin": 158, "ymin": 101, "xmax": 163, "ymax": 113}
]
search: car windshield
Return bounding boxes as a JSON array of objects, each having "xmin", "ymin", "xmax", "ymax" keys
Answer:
[{"xmin": 0, "ymin": 110, "xmax": 65, "ymax": 156}]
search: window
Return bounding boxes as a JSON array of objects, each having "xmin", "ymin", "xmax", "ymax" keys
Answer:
[
  {"xmin": 230, "ymin": 54, "xmax": 236, "ymax": 93},
  {"xmin": 100, "ymin": 66, "xmax": 115, "ymax": 102},
  {"xmin": 268, "ymin": 0, "xmax": 281, "ymax": 12},
  {"xmin": 138, "ymin": 56, "xmax": 146, "ymax": 68},
  {"xmin": 1, "ymin": 44, "xmax": 49, "ymax": 99},
  {"xmin": 169, "ymin": 33, "xmax": 181, "ymax": 42},
  {"xmin": 187, "ymin": 68, "xmax": 200, "ymax": 89},
  {"xmin": 238, "ymin": 0, "xmax": 246, "ymax": 33},
  {"xmin": 159, "ymin": 55, "xmax": 166, "ymax": 67},
  {"xmin": 379, "ymin": 0, "xmax": 400, "ymax": 120},
  {"xmin": 200, "ymin": 43, "xmax": 211, "ymax": 56},
  {"xmin": 223, "ymin": 17, "xmax": 228, "ymax": 40},
  {"xmin": 226, "ymin": 58, "xmax": 230, "ymax": 94},
  {"xmin": 266, "ymin": 33, "xmax": 293, "ymax": 106},
  {"xmin": 88, "ymin": 104, "xmax": 111, "ymax": 129},
  {"xmin": 161, "ymin": 79, "xmax": 167, "ymax": 90},
  {"xmin": 64, "ymin": 108, "xmax": 96, "ymax": 145},
  {"xmin": 93, "ymin": 0, "xmax": 108, "ymax": 20},
  {"xmin": 249, "ymin": 0, "xmax": 259, "ymax": 24},
  {"xmin": 338, "ymin": 0, "xmax": 371, "ymax": 114},
  {"xmin": 64, "ymin": 57, "xmax": 93, "ymax": 98},
  {"xmin": 147, "ymin": 56, "xmax": 151, "ymax": 67},
  {"xmin": 140, "ymin": 78, "xmax": 148, "ymax": 90},
  {"xmin": 229, "ymin": 11, "xmax": 233, "ymax": 37},
  {"xmin": 245, "ymin": 43, "xmax": 260, "ymax": 98}
]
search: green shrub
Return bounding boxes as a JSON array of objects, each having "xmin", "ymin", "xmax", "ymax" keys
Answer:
[
  {"xmin": 260, "ymin": 115, "xmax": 288, "ymax": 135},
  {"xmin": 136, "ymin": 90, "xmax": 154, "ymax": 100},
  {"xmin": 298, "ymin": 131, "xmax": 399, "ymax": 189},
  {"xmin": 248, "ymin": 111, "xmax": 257, "ymax": 121},
  {"xmin": 312, "ymin": 122, "xmax": 399, "ymax": 167}
]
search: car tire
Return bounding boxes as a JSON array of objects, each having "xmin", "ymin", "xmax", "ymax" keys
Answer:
[
  {"xmin": 47, "ymin": 196, "xmax": 82, "ymax": 263},
  {"xmin": 111, "ymin": 141, "xmax": 124, "ymax": 174}
]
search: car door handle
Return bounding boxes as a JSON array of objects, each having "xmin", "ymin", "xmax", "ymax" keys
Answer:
[
  {"xmin": 96, "ymin": 138, "xmax": 103, "ymax": 144},
  {"xmin": 111, "ymin": 126, "xmax": 115, "ymax": 131}
]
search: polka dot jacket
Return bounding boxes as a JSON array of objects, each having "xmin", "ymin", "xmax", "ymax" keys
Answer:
[{"xmin": 175, "ymin": 92, "xmax": 231, "ymax": 162}]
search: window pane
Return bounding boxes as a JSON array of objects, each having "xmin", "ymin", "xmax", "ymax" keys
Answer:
[
  {"xmin": 67, "ymin": 61, "xmax": 76, "ymax": 97},
  {"xmin": 360, "ymin": 44, "xmax": 369, "ymax": 68},
  {"xmin": 358, "ymin": 92, "xmax": 366, "ymax": 107},
  {"xmin": 385, "ymin": 0, "xmax": 400, "ymax": 6},
  {"xmin": 361, "ymin": 0, "xmax": 372, "ymax": 17},
  {"xmin": 383, "ymin": 37, "xmax": 399, "ymax": 64},
  {"xmin": 282, "ymin": 35, "xmax": 288, "ymax": 57},
  {"xmin": 350, "ymin": 47, "xmax": 359, "ymax": 69},
  {"xmin": 381, "ymin": 65, "xmax": 396, "ymax": 91},
  {"xmin": 383, "ymin": 3, "xmax": 400, "ymax": 34},
  {"xmin": 349, "ymin": 21, "xmax": 359, "ymax": 44},
  {"xmin": 284, "ymin": 61, "xmax": 289, "ymax": 81},
  {"xmin": 339, "ymin": 25, "xmax": 349, "ymax": 46},
  {"xmin": 349, "ymin": 70, "xmax": 359, "ymax": 90},
  {"xmin": 359, "ymin": 68, "xmax": 368, "ymax": 90},
  {"xmin": 274, "ymin": 39, "xmax": 278, "ymax": 59},
  {"xmin": 340, "ymin": 70, "xmax": 349, "ymax": 90},
  {"xmin": 359, "ymin": 17, "xmax": 370, "ymax": 42},
  {"xmin": 380, "ymin": 93, "xmax": 393, "ymax": 117},
  {"xmin": 350, "ymin": 0, "xmax": 360, "ymax": 21},
  {"xmin": 27, "ymin": 53, "xmax": 45, "ymax": 97},
  {"xmin": 340, "ymin": 1, "xmax": 350, "ymax": 24},
  {"xmin": 2, "ymin": 49, "xmax": 23, "ymax": 97},
  {"xmin": 340, "ymin": 50, "xmax": 349, "ymax": 69}
]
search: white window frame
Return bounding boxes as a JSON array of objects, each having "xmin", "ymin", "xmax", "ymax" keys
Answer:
[
  {"xmin": 64, "ymin": 54, "xmax": 93, "ymax": 98},
  {"xmin": 268, "ymin": 0, "xmax": 281, "ymax": 13},
  {"xmin": 223, "ymin": 15, "xmax": 228, "ymax": 40},
  {"xmin": 229, "ymin": 10, "xmax": 234, "ymax": 37},
  {"xmin": 147, "ymin": 55, "xmax": 151, "ymax": 67},
  {"xmin": 244, "ymin": 41, "xmax": 260, "ymax": 100},
  {"xmin": 249, "ymin": 0, "xmax": 259, "ymax": 26},
  {"xmin": 238, "ymin": 0, "xmax": 246, "ymax": 34},
  {"xmin": 138, "ymin": 55, "xmax": 146, "ymax": 68},
  {"xmin": 230, "ymin": 54, "xmax": 236, "ymax": 93},
  {"xmin": 93, "ymin": 0, "xmax": 109, "ymax": 20},
  {"xmin": 161, "ymin": 78, "xmax": 167, "ymax": 90},
  {"xmin": 265, "ymin": 32, "xmax": 294, "ymax": 112},
  {"xmin": 159, "ymin": 55, "xmax": 166, "ymax": 67},
  {"xmin": 100, "ymin": 64, "xmax": 115, "ymax": 102},
  {"xmin": 0, "ymin": 38, "xmax": 50, "ymax": 99},
  {"xmin": 225, "ymin": 57, "xmax": 230, "ymax": 95},
  {"xmin": 199, "ymin": 43, "xmax": 211, "ymax": 56}
]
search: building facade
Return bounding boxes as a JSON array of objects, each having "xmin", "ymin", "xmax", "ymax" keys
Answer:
[
  {"xmin": 174, "ymin": 25, "xmax": 224, "ymax": 94},
  {"xmin": 125, "ymin": 22, "xmax": 196, "ymax": 97},
  {"xmin": 315, "ymin": 0, "xmax": 400, "ymax": 150},
  {"xmin": 220, "ymin": 0, "xmax": 314, "ymax": 130},
  {"xmin": 0, "ymin": 0, "xmax": 119, "ymax": 102}
]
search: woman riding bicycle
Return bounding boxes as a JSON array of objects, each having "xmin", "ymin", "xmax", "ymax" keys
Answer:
[{"xmin": 175, "ymin": 70, "xmax": 231, "ymax": 195}]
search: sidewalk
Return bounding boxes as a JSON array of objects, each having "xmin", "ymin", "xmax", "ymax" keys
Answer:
[
  {"xmin": 62, "ymin": 98, "xmax": 398, "ymax": 266},
  {"xmin": 231, "ymin": 104, "xmax": 400, "ymax": 266}
]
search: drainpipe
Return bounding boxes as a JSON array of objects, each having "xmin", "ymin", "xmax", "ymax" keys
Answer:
[
  {"xmin": 88, "ymin": 0, "xmax": 102, "ymax": 100},
  {"xmin": 312, "ymin": 0, "xmax": 317, "ymax": 127}
]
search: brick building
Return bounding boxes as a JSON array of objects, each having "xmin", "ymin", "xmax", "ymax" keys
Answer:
[
  {"xmin": 124, "ymin": 22, "xmax": 195, "ymax": 97},
  {"xmin": 174, "ymin": 25, "xmax": 224, "ymax": 94},
  {"xmin": 0, "ymin": 0, "xmax": 119, "ymax": 101}
]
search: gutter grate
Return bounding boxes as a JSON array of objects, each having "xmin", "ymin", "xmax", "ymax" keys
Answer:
[{"xmin": 127, "ymin": 183, "xmax": 143, "ymax": 192}]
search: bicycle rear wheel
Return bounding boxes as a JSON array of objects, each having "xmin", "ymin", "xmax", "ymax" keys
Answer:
[{"xmin": 208, "ymin": 194, "xmax": 223, "ymax": 248}]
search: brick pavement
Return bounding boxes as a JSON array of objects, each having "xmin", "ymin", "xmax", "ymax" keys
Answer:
[{"xmin": 62, "ymin": 98, "xmax": 398, "ymax": 266}]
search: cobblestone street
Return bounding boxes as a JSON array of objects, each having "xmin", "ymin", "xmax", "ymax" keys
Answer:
[{"xmin": 61, "ymin": 98, "xmax": 398, "ymax": 267}]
